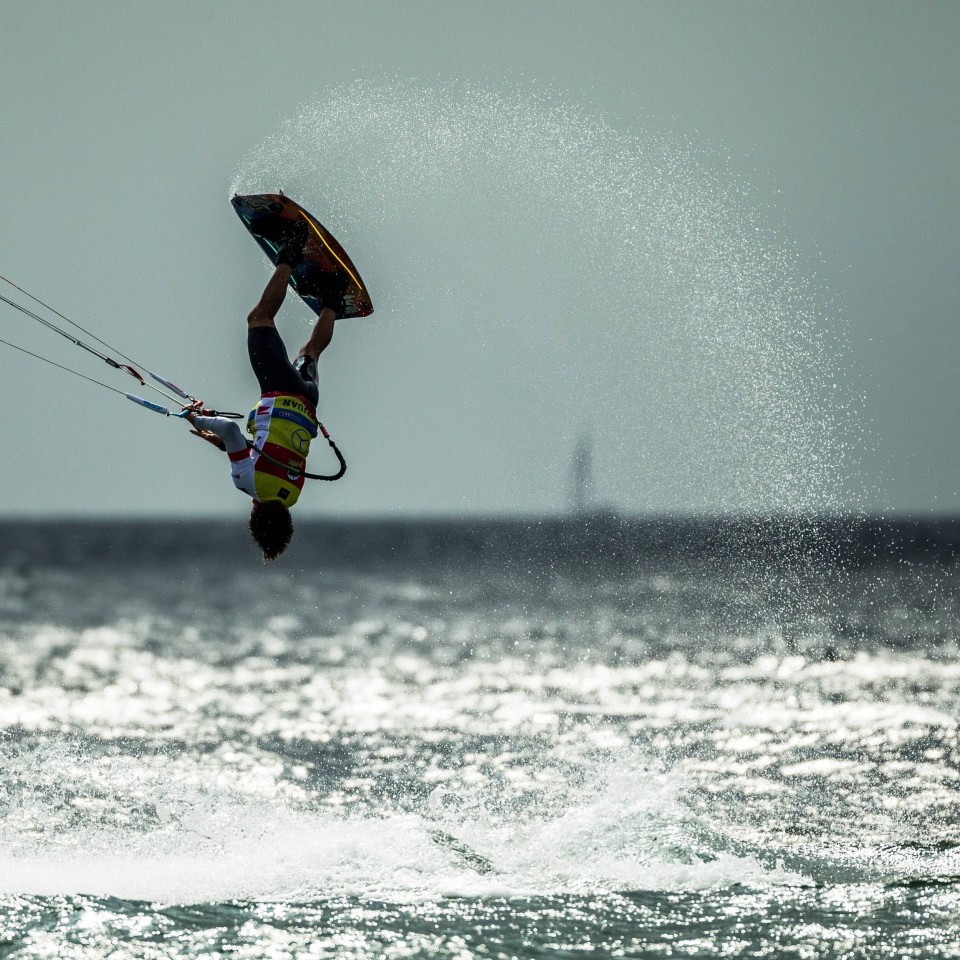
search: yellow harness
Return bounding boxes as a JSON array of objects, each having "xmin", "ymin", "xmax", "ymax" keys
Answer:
[{"xmin": 245, "ymin": 393, "xmax": 319, "ymax": 505}]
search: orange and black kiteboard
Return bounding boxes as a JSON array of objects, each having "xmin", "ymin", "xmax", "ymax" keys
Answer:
[{"xmin": 231, "ymin": 192, "xmax": 373, "ymax": 320}]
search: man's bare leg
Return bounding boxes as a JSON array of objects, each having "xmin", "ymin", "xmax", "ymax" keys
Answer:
[
  {"xmin": 247, "ymin": 264, "xmax": 293, "ymax": 329},
  {"xmin": 247, "ymin": 262, "xmax": 335, "ymax": 357},
  {"xmin": 298, "ymin": 306, "xmax": 336, "ymax": 361}
]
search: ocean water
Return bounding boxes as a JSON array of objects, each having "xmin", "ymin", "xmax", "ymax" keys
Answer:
[{"xmin": 2, "ymin": 517, "xmax": 960, "ymax": 958}]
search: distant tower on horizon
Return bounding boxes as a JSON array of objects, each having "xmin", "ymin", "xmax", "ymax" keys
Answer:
[{"xmin": 569, "ymin": 435, "xmax": 594, "ymax": 516}]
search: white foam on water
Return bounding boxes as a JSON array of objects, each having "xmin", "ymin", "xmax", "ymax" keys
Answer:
[{"xmin": 0, "ymin": 743, "xmax": 803, "ymax": 902}]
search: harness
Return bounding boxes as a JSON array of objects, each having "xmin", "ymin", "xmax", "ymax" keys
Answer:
[{"xmin": 247, "ymin": 393, "xmax": 346, "ymax": 494}]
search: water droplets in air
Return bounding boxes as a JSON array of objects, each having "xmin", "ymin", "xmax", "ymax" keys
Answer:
[{"xmin": 234, "ymin": 80, "xmax": 857, "ymax": 515}]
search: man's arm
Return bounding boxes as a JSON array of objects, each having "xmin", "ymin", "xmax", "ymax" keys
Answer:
[
  {"xmin": 185, "ymin": 413, "xmax": 256, "ymax": 498},
  {"xmin": 186, "ymin": 413, "xmax": 247, "ymax": 454},
  {"xmin": 190, "ymin": 428, "xmax": 227, "ymax": 451}
]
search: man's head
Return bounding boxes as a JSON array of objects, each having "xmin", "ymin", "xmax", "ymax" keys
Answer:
[{"xmin": 248, "ymin": 500, "xmax": 294, "ymax": 561}]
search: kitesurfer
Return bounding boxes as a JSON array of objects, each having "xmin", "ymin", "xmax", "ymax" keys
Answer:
[{"xmin": 182, "ymin": 220, "xmax": 345, "ymax": 561}]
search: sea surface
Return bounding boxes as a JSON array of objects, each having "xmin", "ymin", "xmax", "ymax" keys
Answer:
[{"xmin": 2, "ymin": 516, "xmax": 960, "ymax": 958}]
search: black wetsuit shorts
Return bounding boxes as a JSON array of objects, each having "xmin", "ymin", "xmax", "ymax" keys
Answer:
[{"xmin": 247, "ymin": 327, "xmax": 319, "ymax": 407}]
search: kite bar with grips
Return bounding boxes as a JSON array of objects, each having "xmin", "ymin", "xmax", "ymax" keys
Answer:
[
  {"xmin": 126, "ymin": 394, "xmax": 171, "ymax": 416},
  {"xmin": 150, "ymin": 372, "xmax": 193, "ymax": 400},
  {"xmin": 124, "ymin": 395, "xmax": 246, "ymax": 420}
]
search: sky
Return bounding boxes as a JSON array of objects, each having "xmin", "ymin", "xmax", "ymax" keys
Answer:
[{"xmin": 0, "ymin": 0, "xmax": 957, "ymax": 518}]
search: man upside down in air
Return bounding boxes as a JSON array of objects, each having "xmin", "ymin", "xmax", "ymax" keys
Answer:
[{"xmin": 182, "ymin": 218, "xmax": 345, "ymax": 561}]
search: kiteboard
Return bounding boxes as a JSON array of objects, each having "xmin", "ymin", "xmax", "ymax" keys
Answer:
[{"xmin": 231, "ymin": 193, "xmax": 373, "ymax": 320}]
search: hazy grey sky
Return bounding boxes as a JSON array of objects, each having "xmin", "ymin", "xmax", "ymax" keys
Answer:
[{"xmin": 1, "ymin": 1, "xmax": 957, "ymax": 517}]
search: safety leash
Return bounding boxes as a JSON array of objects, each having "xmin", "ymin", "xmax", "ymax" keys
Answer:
[{"xmin": 247, "ymin": 422, "xmax": 346, "ymax": 481}]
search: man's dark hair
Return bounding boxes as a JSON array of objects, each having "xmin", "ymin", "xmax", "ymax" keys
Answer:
[{"xmin": 248, "ymin": 500, "xmax": 294, "ymax": 561}]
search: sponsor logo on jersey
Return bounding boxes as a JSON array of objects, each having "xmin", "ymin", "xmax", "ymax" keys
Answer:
[{"xmin": 289, "ymin": 429, "xmax": 311, "ymax": 453}]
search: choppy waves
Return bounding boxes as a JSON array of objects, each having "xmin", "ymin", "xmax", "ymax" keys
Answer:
[{"xmin": 2, "ymin": 519, "xmax": 960, "ymax": 956}]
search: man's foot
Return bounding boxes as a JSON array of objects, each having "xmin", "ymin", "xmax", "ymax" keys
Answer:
[
  {"xmin": 318, "ymin": 270, "xmax": 350, "ymax": 312},
  {"xmin": 293, "ymin": 353, "xmax": 318, "ymax": 382},
  {"xmin": 274, "ymin": 216, "xmax": 310, "ymax": 268}
]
